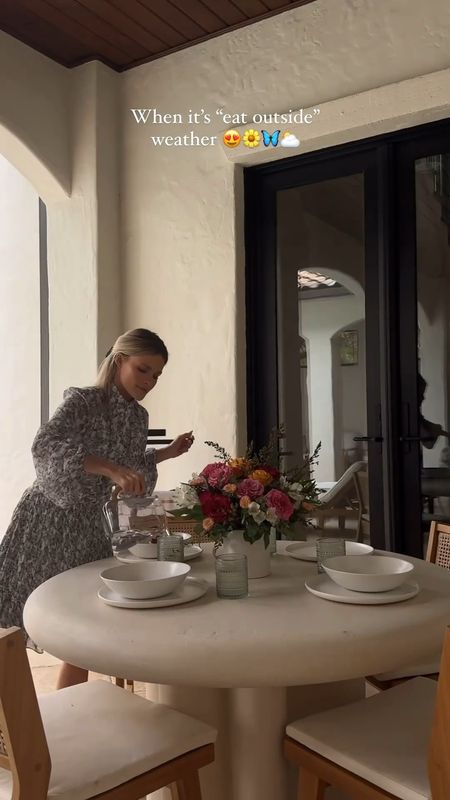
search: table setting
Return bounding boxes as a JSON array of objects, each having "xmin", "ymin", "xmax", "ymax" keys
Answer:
[
  {"xmin": 95, "ymin": 533, "xmax": 421, "ymax": 610},
  {"xmin": 98, "ymin": 477, "xmax": 424, "ymax": 611},
  {"xmin": 24, "ymin": 538, "xmax": 450, "ymax": 800},
  {"xmin": 100, "ymin": 489, "xmax": 205, "ymax": 606},
  {"xmin": 22, "ymin": 435, "xmax": 450, "ymax": 800}
]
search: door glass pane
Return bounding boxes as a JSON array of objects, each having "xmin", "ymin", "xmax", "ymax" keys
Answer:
[
  {"xmin": 276, "ymin": 175, "xmax": 369, "ymax": 541},
  {"xmin": 416, "ymin": 154, "xmax": 450, "ymax": 530}
]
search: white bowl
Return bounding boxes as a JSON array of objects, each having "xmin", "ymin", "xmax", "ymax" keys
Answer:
[
  {"xmin": 323, "ymin": 555, "xmax": 414, "ymax": 593},
  {"xmin": 129, "ymin": 532, "xmax": 192, "ymax": 559},
  {"xmin": 344, "ymin": 542, "xmax": 374, "ymax": 556},
  {"xmin": 100, "ymin": 561, "xmax": 191, "ymax": 599}
]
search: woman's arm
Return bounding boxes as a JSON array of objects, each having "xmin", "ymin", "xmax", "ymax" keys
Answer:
[
  {"xmin": 84, "ymin": 455, "xmax": 146, "ymax": 495},
  {"xmin": 155, "ymin": 431, "xmax": 194, "ymax": 464},
  {"xmin": 32, "ymin": 389, "xmax": 97, "ymax": 507},
  {"xmin": 33, "ymin": 390, "xmax": 148, "ymax": 505}
]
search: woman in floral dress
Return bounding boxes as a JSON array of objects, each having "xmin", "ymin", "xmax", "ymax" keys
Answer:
[{"xmin": 0, "ymin": 328, "xmax": 193, "ymax": 688}]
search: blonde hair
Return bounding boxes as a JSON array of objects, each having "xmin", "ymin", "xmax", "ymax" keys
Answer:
[{"xmin": 97, "ymin": 328, "xmax": 169, "ymax": 394}]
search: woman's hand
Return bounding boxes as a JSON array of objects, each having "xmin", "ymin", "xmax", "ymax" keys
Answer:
[
  {"xmin": 155, "ymin": 431, "xmax": 194, "ymax": 463},
  {"xmin": 84, "ymin": 455, "xmax": 146, "ymax": 494},
  {"xmin": 107, "ymin": 464, "xmax": 147, "ymax": 495}
]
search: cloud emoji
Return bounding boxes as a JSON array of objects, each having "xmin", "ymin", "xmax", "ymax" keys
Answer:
[{"xmin": 280, "ymin": 133, "xmax": 300, "ymax": 148}]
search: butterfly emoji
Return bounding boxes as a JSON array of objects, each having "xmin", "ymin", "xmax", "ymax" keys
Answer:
[{"xmin": 261, "ymin": 130, "xmax": 281, "ymax": 147}]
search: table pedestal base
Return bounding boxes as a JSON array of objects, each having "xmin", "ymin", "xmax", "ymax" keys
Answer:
[{"xmin": 146, "ymin": 679, "xmax": 364, "ymax": 800}]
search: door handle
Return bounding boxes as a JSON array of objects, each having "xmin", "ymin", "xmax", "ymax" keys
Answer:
[{"xmin": 353, "ymin": 436, "xmax": 383, "ymax": 443}]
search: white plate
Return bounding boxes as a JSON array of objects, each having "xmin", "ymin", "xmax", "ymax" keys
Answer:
[
  {"xmin": 115, "ymin": 545, "xmax": 202, "ymax": 564},
  {"xmin": 286, "ymin": 541, "xmax": 373, "ymax": 562},
  {"xmin": 304, "ymin": 575, "xmax": 419, "ymax": 605},
  {"xmin": 97, "ymin": 577, "xmax": 208, "ymax": 608}
]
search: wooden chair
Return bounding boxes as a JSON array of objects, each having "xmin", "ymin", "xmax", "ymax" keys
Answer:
[
  {"xmin": 128, "ymin": 513, "xmax": 209, "ymax": 544},
  {"xmin": 284, "ymin": 625, "xmax": 450, "ymax": 800},
  {"xmin": 167, "ymin": 517, "xmax": 211, "ymax": 545},
  {"xmin": 367, "ymin": 520, "xmax": 450, "ymax": 690},
  {"xmin": 0, "ymin": 627, "xmax": 215, "ymax": 800},
  {"xmin": 426, "ymin": 519, "xmax": 450, "ymax": 567},
  {"xmin": 113, "ymin": 676, "xmax": 135, "ymax": 691}
]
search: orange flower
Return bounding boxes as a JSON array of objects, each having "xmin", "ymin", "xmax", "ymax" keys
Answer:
[
  {"xmin": 228, "ymin": 458, "xmax": 252, "ymax": 477},
  {"xmin": 239, "ymin": 495, "xmax": 251, "ymax": 508},
  {"xmin": 302, "ymin": 501, "xmax": 316, "ymax": 512},
  {"xmin": 202, "ymin": 517, "xmax": 215, "ymax": 531},
  {"xmin": 223, "ymin": 483, "xmax": 237, "ymax": 494},
  {"xmin": 249, "ymin": 469, "xmax": 273, "ymax": 486}
]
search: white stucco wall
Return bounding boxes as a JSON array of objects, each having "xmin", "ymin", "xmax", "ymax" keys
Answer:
[
  {"xmin": 0, "ymin": 30, "xmax": 70, "ymax": 199},
  {"xmin": 0, "ymin": 35, "xmax": 122, "ymax": 411},
  {"xmin": 0, "ymin": 155, "xmax": 40, "ymax": 535},
  {"xmin": 121, "ymin": 0, "xmax": 450, "ymax": 490},
  {"xmin": 48, "ymin": 63, "xmax": 121, "ymax": 406},
  {"xmin": 0, "ymin": 0, "xmax": 449, "ymax": 495},
  {"xmin": 0, "ymin": 42, "xmax": 122, "ymax": 533}
]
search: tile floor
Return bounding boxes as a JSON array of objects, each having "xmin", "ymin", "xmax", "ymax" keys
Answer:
[{"xmin": 28, "ymin": 648, "xmax": 148, "ymax": 696}]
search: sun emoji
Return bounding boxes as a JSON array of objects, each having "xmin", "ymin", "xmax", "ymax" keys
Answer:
[
  {"xmin": 282, "ymin": 131, "xmax": 292, "ymax": 139},
  {"xmin": 243, "ymin": 129, "xmax": 260, "ymax": 148}
]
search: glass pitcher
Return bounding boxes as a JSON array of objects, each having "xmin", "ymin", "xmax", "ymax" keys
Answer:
[{"xmin": 102, "ymin": 491, "xmax": 168, "ymax": 554}]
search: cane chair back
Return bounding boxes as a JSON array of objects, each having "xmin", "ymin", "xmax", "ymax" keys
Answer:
[
  {"xmin": 167, "ymin": 518, "xmax": 210, "ymax": 544},
  {"xmin": 367, "ymin": 520, "xmax": 450, "ymax": 691},
  {"xmin": 127, "ymin": 511, "xmax": 158, "ymax": 531},
  {"xmin": 127, "ymin": 515, "xmax": 209, "ymax": 544},
  {"xmin": 426, "ymin": 521, "xmax": 450, "ymax": 569}
]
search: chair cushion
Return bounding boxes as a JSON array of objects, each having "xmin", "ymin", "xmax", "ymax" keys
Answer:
[
  {"xmin": 373, "ymin": 657, "xmax": 440, "ymax": 682},
  {"xmin": 286, "ymin": 677, "xmax": 435, "ymax": 800},
  {"xmin": 0, "ymin": 680, "xmax": 216, "ymax": 800}
]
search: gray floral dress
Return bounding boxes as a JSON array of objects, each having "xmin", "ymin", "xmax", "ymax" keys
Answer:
[{"xmin": 0, "ymin": 385, "xmax": 157, "ymax": 633}]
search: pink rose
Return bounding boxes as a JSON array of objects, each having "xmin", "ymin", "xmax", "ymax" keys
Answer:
[
  {"xmin": 201, "ymin": 463, "xmax": 234, "ymax": 488},
  {"xmin": 265, "ymin": 489, "xmax": 294, "ymax": 521},
  {"xmin": 237, "ymin": 478, "xmax": 265, "ymax": 500}
]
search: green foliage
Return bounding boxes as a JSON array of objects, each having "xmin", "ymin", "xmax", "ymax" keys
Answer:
[
  {"xmin": 285, "ymin": 441, "xmax": 322, "ymax": 483},
  {"xmin": 204, "ymin": 440, "xmax": 231, "ymax": 461},
  {"xmin": 244, "ymin": 425, "xmax": 285, "ymax": 468},
  {"xmin": 172, "ymin": 432, "xmax": 322, "ymax": 548},
  {"xmin": 257, "ymin": 425, "xmax": 286, "ymax": 467}
]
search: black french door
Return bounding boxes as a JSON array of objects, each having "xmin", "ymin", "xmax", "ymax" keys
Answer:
[
  {"xmin": 396, "ymin": 130, "xmax": 450, "ymax": 556},
  {"xmin": 245, "ymin": 119, "xmax": 450, "ymax": 557}
]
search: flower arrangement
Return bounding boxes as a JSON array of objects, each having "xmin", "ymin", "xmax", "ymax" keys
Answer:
[{"xmin": 171, "ymin": 430, "xmax": 321, "ymax": 547}]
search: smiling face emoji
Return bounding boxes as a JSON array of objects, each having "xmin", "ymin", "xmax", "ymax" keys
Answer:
[{"xmin": 223, "ymin": 129, "xmax": 241, "ymax": 148}]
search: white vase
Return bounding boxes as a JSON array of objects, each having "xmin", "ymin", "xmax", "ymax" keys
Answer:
[{"xmin": 219, "ymin": 530, "xmax": 271, "ymax": 579}]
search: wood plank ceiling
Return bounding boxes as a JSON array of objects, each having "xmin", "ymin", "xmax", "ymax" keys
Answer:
[{"xmin": 0, "ymin": 0, "xmax": 317, "ymax": 72}]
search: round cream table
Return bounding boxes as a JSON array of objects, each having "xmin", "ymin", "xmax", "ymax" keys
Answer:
[{"xmin": 24, "ymin": 545, "xmax": 450, "ymax": 800}]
